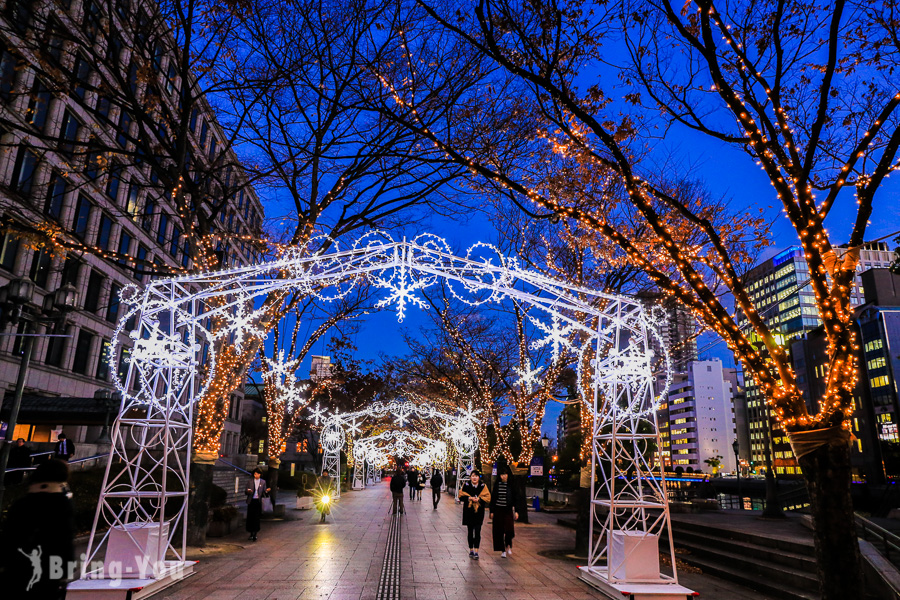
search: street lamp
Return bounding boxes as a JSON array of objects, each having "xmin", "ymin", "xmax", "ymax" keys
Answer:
[
  {"xmin": 541, "ymin": 433, "xmax": 550, "ymax": 504},
  {"xmin": 732, "ymin": 438, "xmax": 741, "ymax": 510},
  {"xmin": 0, "ymin": 280, "xmax": 79, "ymax": 509}
]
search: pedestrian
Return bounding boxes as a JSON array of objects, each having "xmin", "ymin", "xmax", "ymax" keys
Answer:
[
  {"xmin": 390, "ymin": 468, "xmax": 407, "ymax": 514},
  {"xmin": 458, "ymin": 470, "xmax": 490, "ymax": 560},
  {"xmin": 430, "ymin": 469, "xmax": 444, "ymax": 510},
  {"xmin": 317, "ymin": 470, "xmax": 335, "ymax": 523},
  {"xmin": 0, "ymin": 459, "xmax": 75, "ymax": 599},
  {"xmin": 417, "ymin": 470, "xmax": 426, "ymax": 500},
  {"xmin": 490, "ymin": 465, "xmax": 519, "ymax": 558},
  {"xmin": 407, "ymin": 466, "xmax": 418, "ymax": 500},
  {"xmin": 245, "ymin": 468, "xmax": 270, "ymax": 541},
  {"xmin": 6, "ymin": 438, "xmax": 32, "ymax": 484},
  {"xmin": 53, "ymin": 433, "xmax": 75, "ymax": 462}
]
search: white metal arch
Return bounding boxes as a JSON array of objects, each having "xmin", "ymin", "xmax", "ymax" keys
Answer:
[
  {"xmin": 81, "ymin": 231, "xmax": 679, "ymax": 594},
  {"xmin": 310, "ymin": 398, "xmax": 477, "ymax": 499}
]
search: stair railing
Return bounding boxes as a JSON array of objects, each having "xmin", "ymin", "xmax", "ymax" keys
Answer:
[{"xmin": 856, "ymin": 513, "xmax": 900, "ymax": 562}]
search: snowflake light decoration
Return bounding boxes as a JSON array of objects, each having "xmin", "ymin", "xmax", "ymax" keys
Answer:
[
  {"xmin": 515, "ymin": 358, "xmax": 543, "ymax": 393},
  {"xmin": 529, "ymin": 313, "xmax": 576, "ymax": 361}
]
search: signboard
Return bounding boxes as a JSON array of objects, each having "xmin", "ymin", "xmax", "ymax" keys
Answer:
[
  {"xmin": 491, "ymin": 463, "xmax": 497, "ymax": 476},
  {"xmin": 580, "ymin": 466, "xmax": 592, "ymax": 488},
  {"xmin": 530, "ymin": 456, "xmax": 544, "ymax": 476}
]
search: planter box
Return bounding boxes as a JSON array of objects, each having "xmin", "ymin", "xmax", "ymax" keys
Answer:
[{"xmin": 296, "ymin": 496, "xmax": 314, "ymax": 510}]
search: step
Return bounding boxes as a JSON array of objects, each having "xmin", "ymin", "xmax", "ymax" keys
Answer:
[
  {"xmin": 673, "ymin": 551, "xmax": 819, "ymax": 600},
  {"xmin": 664, "ymin": 527, "xmax": 818, "ymax": 572},
  {"xmin": 663, "ymin": 533, "xmax": 819, "ymax": 593},
  {"xmin": 669, "ymin": 518, "xmax": 815, "ymax": 557}
]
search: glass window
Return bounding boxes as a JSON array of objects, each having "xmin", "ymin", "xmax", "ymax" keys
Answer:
[
  {"xmin": 117, "ymin": 345, "xmax": 131, "ymax": 380},
  {"xmin": 106, "ymin": 163, "xmax": 122, "ymax": 202},
  {"xmin": 71, "ymin": 329, "xmax": 94, "ymax": 375},
  {"xmin": 72, "ymin": 194, "xmax": 92, "ymax": 240},
  {"xmin": 0, "ymin": 45, "xmax": 19, "ymax": 100},
  {"xmin": 84, "ymin": 270, "xmax": 104, "ymax": 312},
  {"xmin": 209, "ymin": 137, "xmax": 217, "ymax": 160},
  {"xmin": 189, "ymin": 108, "xmax": 198, "ymax": 132},
  {"xmin": 157, "ymin": 213, "xmax": 168, "ymax": 245},
  {"xmin": 170, "ymin": 226, "xmax": 181, "ymax": 257},
  {"xmin": 117, "ymin": 110, "xmax": 132, "ymax": 147},
  {"xmin": 166, "ymin": 62, "xmax": 177, "ymax": 94},
  {"xmin": 96, "ymin": 214, "xmax": 113, "ymax": 250},
  {"xmin": 142, "ymin": 199, "xmax": 155, "ymax": 231},
  {"xmin": 182, "ymin": 238, "xmax": 190, "ymax": 268},
  {"xmin": 73, "ymin": 55, "xmax": 92, "ymax": 100},
  {"xmin": 0, "ymin": 232, "xmax": 21, "ymax": 271},
  {"xmin": 125, "ymin": 179, "xmax": 140, "ymax": 216},
  {"xmin": 96, "ymin": 338, "xmax": 111, "ymax": 381},
  {"xmin": 199, "ymin": 120, "xmax": 208, "ymax": 148},
  {"xmin": 59, "ymin": 109, "xmax": 81, "ymax": 156},
  {"xmin": 5, "ymin": 0, "xmax": 35, "ymax": 33},
  {"xmin": 10, "ymin": 147, "xmax": 38, "ymax": 198},
  {"xmin": 29, "ymin": 248, "xmax": 51, "ymax": 287},
  {"xmin": 45, "ymin": 324, "xmax": 68, "ymax": 367},
  {"xmin": 61, "ymin": 256, "xmax": 81, "ymax": 286},
  {"xmin": 135, "ymin": 245, "xmax": 148, "ymax": 282},
  {"xmin": 107, "ymin": 283, "xmax": 121, "ymax": 322},
  {"xmin": 45, "ymin": 20, "xmax": 64, "ymax": 63},
  {"xmin": 84, "ymin": 150, "xmax": 102, "ymax": 181},
  {"xmin": 25, "ymin": 79, "xmax": 51, "ymax": 130},
  {"xmin": 97, "ymin": 96, "xmax": 112, "ymax": 120},
  {"xmin": 118, "ymin": 229, "xmax": 132, "ymax": 264}
]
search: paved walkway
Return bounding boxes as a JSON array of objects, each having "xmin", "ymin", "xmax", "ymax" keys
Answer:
[{"xmin": 155, "ymin": 481, "xmax": 763, "ymax": 599}]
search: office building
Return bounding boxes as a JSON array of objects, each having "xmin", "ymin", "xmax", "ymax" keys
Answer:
[
  {"xmin": 663, "ymin": 359, "xmax": 738, "ymax": 473},
  {"xmin": 0, "ymin": 1, "xmax": 263, "ymax": 459},
  {"xmin": 737, "ymin": 243, "xmax": 895, "ymax": 476}
]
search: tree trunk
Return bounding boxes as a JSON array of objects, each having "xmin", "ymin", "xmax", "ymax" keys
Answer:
[
  {"xmin": 574, "ymin": 487, "xmax": 590, "ymax": 558},
  {"xmin": 797, "ymin": 440, "xmax": 861, "ymax": 600},
  {"xmin": 187, "ymin": 452, "xmax": 218, "ymax": 547},
  {"xmin": 266, "ymin": 457, "xmax": 280, "ymax": 507}
]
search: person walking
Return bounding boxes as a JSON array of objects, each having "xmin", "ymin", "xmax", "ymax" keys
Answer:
[
  {"xmin": 417, "ymin": 471, "xmax": 426, "ymax": 500},
  {"xmin": 430, "ymin": 469, "xmax": 443, "ymax": 509},
  {"xmin": 6, "ymin": 438, "xmax": 32, "ymax": 484},
  {"xmin": 390, "ymin": 469, "xmax": 406, "ymax": 514},
  {"xmin": 458, "ymin": 470, "xmax": 490, "ymax": 560},
  {"xmin": 490, "ymin": 465, "xmax": 519, "ymax": 558},
  {"xmin": 53, "ymin": 433, "xmax": 75, "ymax": 462},
  {"xmin": 245, "ymin": 468, "xmax": 269, "ymax": 541},
  {"xmin": 0, "ymin": 459, "xmax": 75, "ymax": 599},
  {"xmin": 407, "ymin": 466, "xmax": 418, "ymax": 500}
]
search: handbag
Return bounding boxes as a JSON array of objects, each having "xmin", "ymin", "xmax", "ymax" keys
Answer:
[{"xmin": 261, "ymin": 497, "xmax": 273, "ymax": 512}]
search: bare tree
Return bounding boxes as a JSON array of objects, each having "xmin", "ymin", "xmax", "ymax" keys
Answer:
[{"xmin": 361, "ymin": 1, "xmax": 900, "ymax": 595}]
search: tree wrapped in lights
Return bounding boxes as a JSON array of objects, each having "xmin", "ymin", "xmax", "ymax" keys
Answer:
[{"xmin": 367, "ymin": 1, "xmax": 900, "ymax": 595}]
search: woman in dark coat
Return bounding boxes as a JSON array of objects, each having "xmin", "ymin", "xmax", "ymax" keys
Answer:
[
  {"xmin": 245, "ymin": 468, "xmax": 269, "ymax": 541},
  {"xmin": 458, "ymin": 471, "xmax": 491, "ymax": 560},
  {"xmin": 490, "ymin": 465, "xmax": 518, "ymax": 557},
  {"xmin": 0, "ymin": 459, "xmax": 74, "ymax": 599}
]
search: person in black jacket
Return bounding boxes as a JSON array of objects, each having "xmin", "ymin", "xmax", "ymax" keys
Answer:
[
  {"xmin": 245, "ymin": 468, "xmax": 270, "ymax": 541},
  {"xmin": 6, "ymin": 438, "xmax": 31, "ymax": 484},
  {"xmin": 407, "ymin": 467, "xmax": 418, "ymax": 500},
  {"xmin": 53, "ymin": 434, "xmax": 75, "ymax": 462},
  {"xmin": 490, "ymin": 465, "xmax": 519, "ymax": 558},
  {"xmin": 390, "ymin": 469, "xmax": 406, "ymax": 514},
  {"xmin": 430, "ymin": 470, "xmax": 444, "ymax": 509},
  {"xmin": 458, "ymin": 471, "xmax": 490, "ymax": 560},
  {"xmin": 0, "ymin": 459, "xmax": 75, "ymax": 599}
]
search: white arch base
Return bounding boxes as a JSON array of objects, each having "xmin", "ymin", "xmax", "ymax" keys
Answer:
[{"xmin": 80, "ymin": 232, "xmax": 685, "ymax": 594}]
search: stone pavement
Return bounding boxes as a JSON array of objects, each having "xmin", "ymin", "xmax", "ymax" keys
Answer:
[{"xmin": 155, "ymin": 481, "xmax": 768, "ymax": 600}]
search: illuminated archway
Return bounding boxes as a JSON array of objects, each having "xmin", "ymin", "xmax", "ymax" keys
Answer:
[{"xmin": 81, "ymin": 231, "xmax": 679, "ymax": 593}]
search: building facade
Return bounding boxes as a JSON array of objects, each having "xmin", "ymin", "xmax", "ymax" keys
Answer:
[
  {"xmin": 663, "ymin": 359, "xmax": 738, "ymax": 474},
  {"xmin": 736, "ymin": 243, "xmax": 895, "ymax": 476},
  {"xmin": 0, "ymin": 0, "xmax": 263, "ymax": 459}
]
